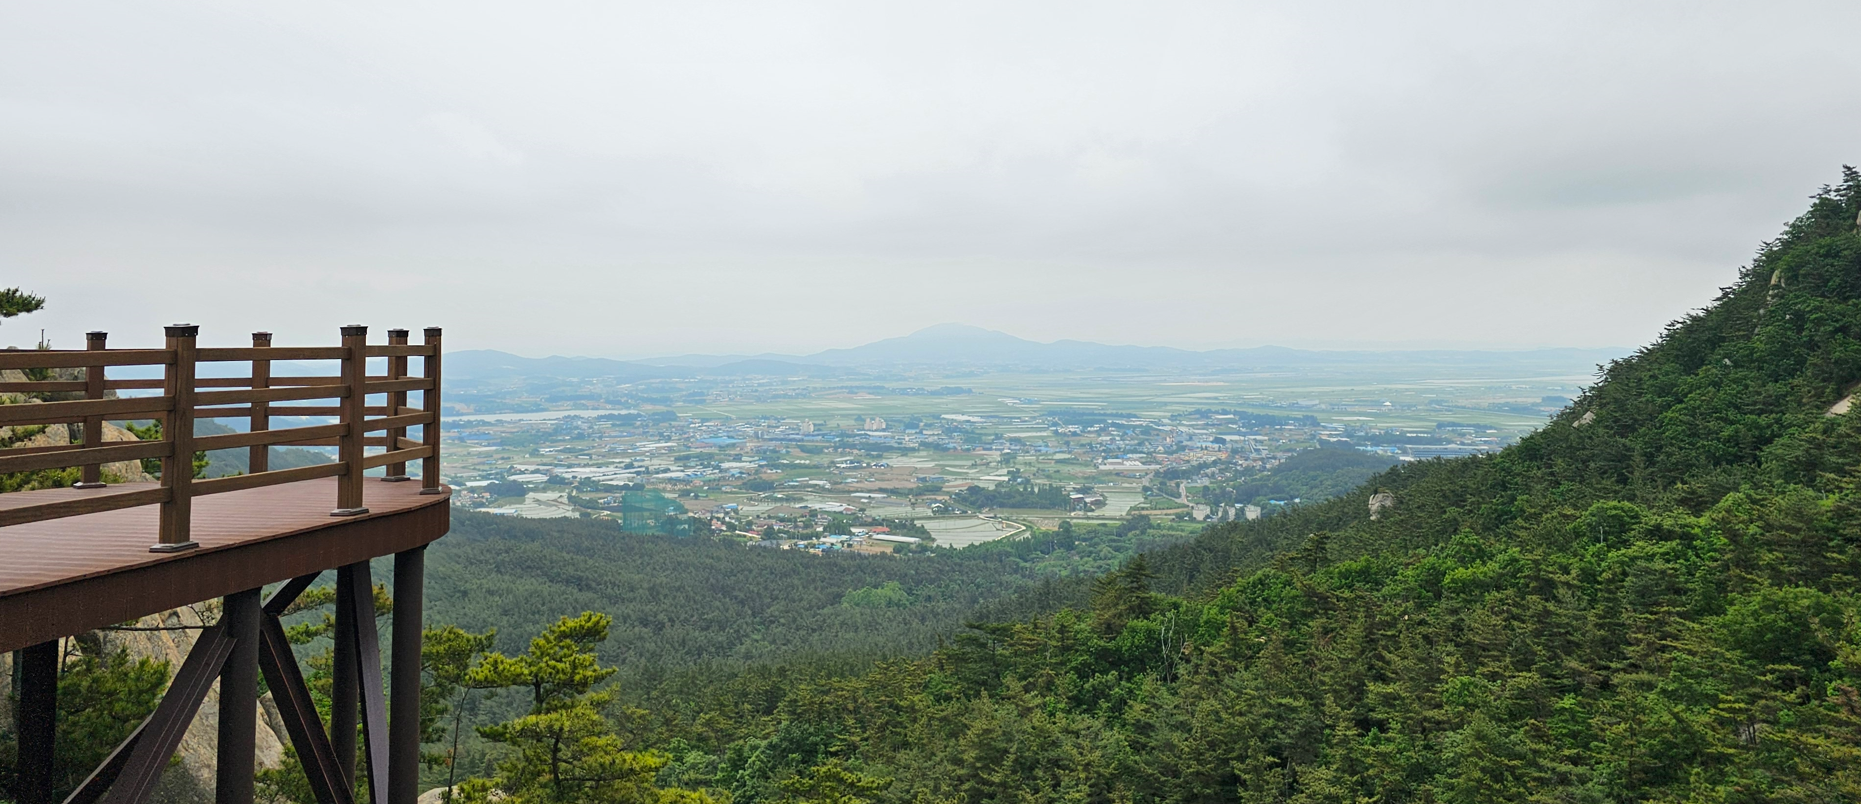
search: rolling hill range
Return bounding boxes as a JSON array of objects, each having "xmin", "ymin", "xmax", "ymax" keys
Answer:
[{"xmin": 449, "ymin": 325, "xmax": 1624, "ymax": 380}]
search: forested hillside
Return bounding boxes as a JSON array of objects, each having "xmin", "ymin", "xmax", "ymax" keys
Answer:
[
  {"xmin": 424, "ymin": 510, "xmax": 1196, "ymax": 682},
  {"xmin": 1200, "ymin": 443, "xmax": 1400, "ymax": 509},
  {"xmin": 434, "ymin": 171, "xmax": 1861, "ymax": 803},
  {"xmin": 427, "ymin": 512, "xmax": 1031, "ymax": 675}
]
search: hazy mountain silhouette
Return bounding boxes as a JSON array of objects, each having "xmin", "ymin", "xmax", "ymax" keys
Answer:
[
  {"xmin": 797, "ymin": 324, "xmax": 1621, "ymax": 370},
  {"xmin": 447, "ymin": 324, "xmax": 1625, "ymax": 380}
]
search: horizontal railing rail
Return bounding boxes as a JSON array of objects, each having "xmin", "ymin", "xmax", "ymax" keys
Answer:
[
  {"xmin": 0, "ymin": 441, "xmax": 174, "ymax": 476},
  {"xmin": 0, "ymin": 325, "xmax": 443, "ymax": 551},
  {"xmin": 0, "ymin": 487, "xmax": 173, "ymax": 530},
  {"xmin": 0, "ymin": 396, "xmax": 175, "ymax": 427},
  {"xmin": 0, "ymin": 349, "xmax": 174, "ymax": 370},
  {"xmin": 196, "ymin": 346, "xmax": 348, "ymax": 362}
]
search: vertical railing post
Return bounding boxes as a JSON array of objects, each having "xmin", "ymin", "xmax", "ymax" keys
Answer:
[
  {"xmin": 419, "ymin": 327, "xmax": 443, "ymax": 495},
  {"xmin": 75, "ymin": 330, "xmax": 108, "ymax": 488},
  {"xmin": 249, "ymin": 332, "xmax": 271, "ymax": 475},
  {"xmin": 332, "ymin": 324, "xmax": 370, "ymax": 516},
  {"xmin": 382, "ymin": 329, "xmax": 411, "ymax": 482},
  {"xmin": 153, "ymin": 324, "xmax": 198, "ymax": 552}
]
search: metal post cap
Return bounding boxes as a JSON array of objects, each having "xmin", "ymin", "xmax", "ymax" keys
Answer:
[
  {"xmin": 423, "ymin": 327, "xmax": 442, "ymax": 337},
  {"xmin": 387, "ymin": 328, "xmax": 409, "ymax": 338},
  {"xmin": 341, "ymin": 324, "xmax": 368, "ymax": 336},
  {"xmin": 165, "ymin": 324, "xmax": 199, "ymax": 338},
  {"xmin": 251, "ymin": 331, "xmax": 273, "ymax": 342},
  {"xmin": 86, "ymin": 331, "xmax": 108, "ymax": 340}
]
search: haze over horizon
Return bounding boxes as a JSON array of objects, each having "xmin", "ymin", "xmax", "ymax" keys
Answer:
[
  {"xmin": 499, "ymin": 322, "xmax": 1635, "ymax": 364},
  {"xmin": 6, "ymin": 2, "xmax": 1858, "ymax": 356}
]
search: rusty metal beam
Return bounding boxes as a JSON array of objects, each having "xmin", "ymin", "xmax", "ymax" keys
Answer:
[
  {"xmin": 258, "ymin": 613, "xmax": 354, "ymax": 804},
  {"xmin": 98, "ymin": 624, "xmax": 234, "ymax": 804},
  {"xmin": 61, "ymin": 718, "xmax": 144, "ymax": 804},
  {"xmin": 262, "ymin": 572, "xmax": 323, "ymax": 616},
  {"xmin": 343, "ymin": 565, "xmax": 391, "ymax": 804}
]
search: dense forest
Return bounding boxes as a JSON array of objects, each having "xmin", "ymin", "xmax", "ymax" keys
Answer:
[
  {"xmin": 1200, "ymin": 444, "xmax": 1401, "ymax": 508},
  {"xmin": 410, "ymin": 171, "xmax": 1861, "ymax": 802},
  {"xmin": 409, "ymin": 511, "xmax": 1205, "ymax": 795},
  {"xmin": 421, "ymin": 511, "xmax": 1192, "ymax": 681},
  {"xmin": 428, "ymin": 512, "xmax": 1028, "ymax": 675}
]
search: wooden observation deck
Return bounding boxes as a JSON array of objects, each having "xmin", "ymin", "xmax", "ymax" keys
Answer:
[{"xmin": 0, "ymin": 324, "xmax": 450, "ymax": 804}]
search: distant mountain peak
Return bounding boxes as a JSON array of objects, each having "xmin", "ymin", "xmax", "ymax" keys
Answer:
[
  {"xmin": 902, "ymin": 323, "xmax": 1028, "ymax": 342},
  {"xmin": 456, "ymin": 323, "xmax": 1629, "ymax": 377}
]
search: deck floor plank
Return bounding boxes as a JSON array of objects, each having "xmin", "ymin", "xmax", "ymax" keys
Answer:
[{"xmin": 0, "ymin": 478, "xmax": 449, "ymax": 652}]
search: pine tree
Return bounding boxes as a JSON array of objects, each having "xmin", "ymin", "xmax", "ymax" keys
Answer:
[
  {"xmin": 1090, "ymin": 554, "xmax": 1157, "ymax": 635},
  {"xmin": 0, "ymin": 287, "xmax": 44, "ymax": 323},
  {"xmin": 463, "ymin": 613, "xmax": 717, "ymax": 804}
]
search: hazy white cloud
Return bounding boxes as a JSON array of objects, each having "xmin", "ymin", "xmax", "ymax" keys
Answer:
[{"xmin": 2, "ymin": 0, "xmax": 1856, "ymax": 356}]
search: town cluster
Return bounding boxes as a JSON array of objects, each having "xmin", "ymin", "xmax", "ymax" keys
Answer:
[{"xmin": 437, "ymin": 400, "xmax": 1518, "ymax": 550}]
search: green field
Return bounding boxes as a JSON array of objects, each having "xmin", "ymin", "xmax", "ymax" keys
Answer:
[{"xmin": 664, "ymin": 366, "xmax": 1586, "ymax": 436}]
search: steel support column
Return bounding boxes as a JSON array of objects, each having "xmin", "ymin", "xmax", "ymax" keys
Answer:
[
  {"xmin": 331, "ymin": 563, "xmax": 361, "ymax": 787},
  {"xmin": 17, "ymin": 640, "xmax": 58, "ymax": 804},
  {"xmin": 217, "ymin": 588, "xmax": 261, "ymax": 804},
  {"xmin": 344, "ymin": 565, "xmax": 391, "ymax": 804},
  {"xmin": 388, "ymin": 547, "xmax": 425, "ymax": 804}
]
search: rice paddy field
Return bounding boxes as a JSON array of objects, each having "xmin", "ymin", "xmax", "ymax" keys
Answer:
[{"xmin": 665, "ymin": 364, "xmax": 1597, "ymax": 440}]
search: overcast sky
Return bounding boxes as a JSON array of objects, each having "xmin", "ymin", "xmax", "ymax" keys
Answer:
[{"xmin": 4, "ymin": 1, "xmax": 1857, "ymax": 358}]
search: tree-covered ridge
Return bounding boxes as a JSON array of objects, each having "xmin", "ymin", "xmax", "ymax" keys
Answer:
[
  {"xmin": 427, "ymin": 512, "xmax": 1035, "ymax": 674},
  {"xmin": 424, "ymin": 510, "xmax": 1198, "ymax": 679},
  {"xmin": 952, "ymin": 478, "xmax": 1070, "ymax": 510},
  {"xmin": 605, "ymin": 171, "xmax": 1861, "ymax": 802},
  {"xmin": 1199, "ymin": 443, "xmax": 1400, "ymax": 509}
]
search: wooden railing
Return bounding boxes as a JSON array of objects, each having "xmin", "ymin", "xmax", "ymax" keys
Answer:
[{"xmin": 0, "ymin": 324, "xmax": 442, "ymax": 552}]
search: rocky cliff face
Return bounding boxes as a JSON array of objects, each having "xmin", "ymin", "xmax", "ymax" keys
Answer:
[
  {"xmin": 96, "ymin": 607, "xmax": 293, "ymax": 798},
  {"xmin": 2, "ymin": 420, "xmax": 157, "ymax": 483},
  {"xmin": 0, "ymin": 366, "xmax": 156, "ymax": 484}
]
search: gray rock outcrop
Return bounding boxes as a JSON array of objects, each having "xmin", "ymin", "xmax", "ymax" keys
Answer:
[{"xmin": 1368, "ymin": 491, "xmax": 1394, "ymax": 521}]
